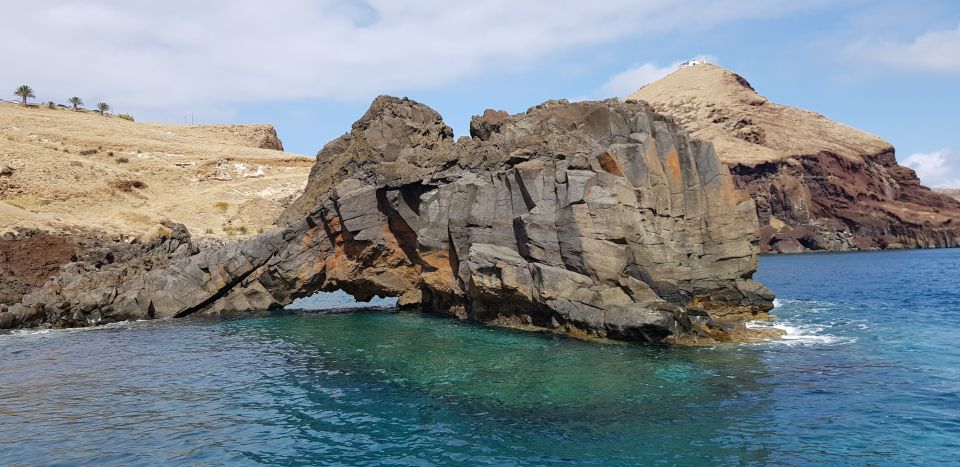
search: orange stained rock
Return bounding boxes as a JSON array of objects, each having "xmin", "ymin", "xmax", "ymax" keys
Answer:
[
  {"xmin": 665, "ymin": 148, "xmax": 683, "ymax": 187},
  {"xmin": 597, "ymin": 151, "xmax": 624, "ymax": 177}
]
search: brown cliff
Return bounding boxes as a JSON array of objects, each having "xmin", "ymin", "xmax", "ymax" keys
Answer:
[{"xmin": 630, "ymin": 64, "xmax": 960, "ymax": 253}]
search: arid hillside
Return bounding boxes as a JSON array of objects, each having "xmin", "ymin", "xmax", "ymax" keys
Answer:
[
  {"xmin": 630, "ymin": 64, "xmax": 960, "ymax": 252},
  {"xmin": 0, "ymin": 101, "xmax": 313, "ymax": 239},
  {"xmin": 938, "ymin": 189, "xmax": 960, "ymax": 201}
]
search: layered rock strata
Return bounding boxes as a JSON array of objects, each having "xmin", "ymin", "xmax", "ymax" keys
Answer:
[
  {"xmin": 1, "ymin": 97, "xmax": 775, "ymax": 343},
  {"xmin": 630, "ymin": 64, "xmax": 960, "ymax": 253}
]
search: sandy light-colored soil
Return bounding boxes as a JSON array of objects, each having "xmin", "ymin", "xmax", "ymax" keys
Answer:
[
  {"xmin": 0, "ymin": 101, "xmax": 313, "ymax": 239},
  {"xmin": 937, "ymin": 189, "xmax": 960, "ymax": 201},
  {"xmin": 629, "ymin": 63, "xmax": 892, "ymax": 165}
]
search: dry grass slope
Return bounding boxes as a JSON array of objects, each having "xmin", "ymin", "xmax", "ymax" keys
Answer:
[
  {"xmin": 629, "ymin": 63, "xmax": 892, "ymax": 165},
  {"xmin": 0, "ymin": 101, "xmax": 313, "ymax": 239},
  {"xmin": 937, "ymin": 189, "xmax": 960, "ymax": 201}
]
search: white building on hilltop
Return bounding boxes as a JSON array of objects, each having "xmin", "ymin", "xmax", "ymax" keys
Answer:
[{"xmin": 679, "ymin": 59, "xmax": 708, "ymax": 69}]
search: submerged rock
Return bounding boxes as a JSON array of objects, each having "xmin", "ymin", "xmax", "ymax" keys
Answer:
[{"xmin": 1, "ymin": 97, "xmax": 774, "ymax": 343}]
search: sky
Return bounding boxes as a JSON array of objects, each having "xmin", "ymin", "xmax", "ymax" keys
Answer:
[{"xmin": 2, "ymin": 0, "xmax": 959, "ymax": 187}]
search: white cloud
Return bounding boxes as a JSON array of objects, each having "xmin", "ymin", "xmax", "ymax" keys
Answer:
[
  {"xmin": 600, "ymin": 63, "xmax": 677, "ymax": 98},
  {"xmin": 902, "ymin": 148, "xmax": 960, "ymax": 188},
  {"xmin": 599, "ymin": 55, "xmax": 715, "ymax": 97},
  {"xmin": 0, "ymin": 1, "xmax": 821, "ymax": 121},
  {"xmin": 846, "ymin": 25, "xmax": 960, "ymax": 72}
]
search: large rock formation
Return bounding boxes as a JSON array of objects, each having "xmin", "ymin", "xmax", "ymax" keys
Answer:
[
  {"xmin": 630, "ymin": 64, "xmax": 960, "ymax": 253},
  {"xmin": 1, "ymin": 97, "xmax": 774, "ymax": 344}
]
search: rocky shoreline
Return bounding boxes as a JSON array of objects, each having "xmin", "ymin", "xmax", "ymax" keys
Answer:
[{"xmin": 1, "ymin": 97, "xmax": 780, "ymax": 344}]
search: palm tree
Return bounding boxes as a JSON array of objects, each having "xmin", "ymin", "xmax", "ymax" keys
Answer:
[
  {"xmin": 96, "ymin": 102, "xmax": 110, "ymax": 115},
  {"xmin": 68, "ymin": 96, "xmax": 84, "ymax": 111},
  {"xmin": 14, "ymin": 85, "xmax": 34, "ymax": 106}
]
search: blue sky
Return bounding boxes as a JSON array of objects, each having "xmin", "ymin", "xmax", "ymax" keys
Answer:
[{"xmin": 4, "ymin": 1, "xmax": 960, "ymax": 186}]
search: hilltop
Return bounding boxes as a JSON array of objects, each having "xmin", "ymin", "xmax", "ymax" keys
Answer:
[
  {"xmin": 630, "ymin": 64, "xmax": 960, "ymax": 252},
  {"xmin": 0, "ymin": 101, "xmax": 313, "ymax": 239}
]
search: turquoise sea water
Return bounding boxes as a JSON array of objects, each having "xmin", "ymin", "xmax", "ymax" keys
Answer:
[{"xmin": 1, "ymin": 249, "xmax": 958, "ymax": 465}]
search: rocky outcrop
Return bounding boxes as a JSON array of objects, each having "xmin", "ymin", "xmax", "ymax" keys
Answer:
[
  {"xmin": 731, "ymin": 151, "xmax": 960, "ymax": 252},
  {"xmin": 0, "ymin": 230, "xmax": 150, "ymax": 306},
  {"xmin": 630, "ymin": 64, "xmax": 960, "ymax": 253},
  {"xmin": 236, "ymin": 124, "xmax": 284, "ymax": 151},
  {"xmin": 0, "ymin": 231, "xmax": 79, "ymax": 305},
  {"xmin": 1, "ymin": 97, "xmax": 775, "ymax": 344}
]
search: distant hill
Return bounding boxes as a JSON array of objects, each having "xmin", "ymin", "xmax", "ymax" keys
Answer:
[
  {"xmin": 937, "ymin": 189, "xmax": 960, "ymax": 201},
  {"xmin": 630, "ymin": 63, "xmax": 960, "ymax": 253},
  {"xmin": 0, "ymin": 101, "xmax": 313, "ymax": 239}
]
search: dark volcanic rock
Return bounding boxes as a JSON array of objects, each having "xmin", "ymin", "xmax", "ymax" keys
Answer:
[
  {"xmin": 2, "ymin": 97, "xmax": 774, "ymax": 344},
  {"xmin": 730, "ymin": 150, "xmax": 960, "ymax": 251},
  {"xmin": 0, "ymin": 230, "xmax": 141, "ymax": 306},
  {"xmin": 0, "ymin": 231, "xmax": 77, "ymax": 305}
]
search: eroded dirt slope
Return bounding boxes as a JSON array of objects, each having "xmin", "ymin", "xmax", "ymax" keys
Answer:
[{"xmin": 0, "ymin": 101, "xmax": 312, "ymax": 240}]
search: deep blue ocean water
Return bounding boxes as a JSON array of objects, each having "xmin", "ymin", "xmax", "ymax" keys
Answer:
[{"xmin": 1, "ymin": 249, "xmax": 958, "ymax": 465}]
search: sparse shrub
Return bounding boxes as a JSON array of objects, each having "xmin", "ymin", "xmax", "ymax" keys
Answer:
[
  {"xmin": 213, "ymin": 201, "xmax": 229, "ymax": 211},
  {"xmin": 63, "ymin": 148, "xmax": 70, "ymax": 153},
  {"xmin": 70, "ymin": 161, "xmax": 83, "ymax": 167},
  {"xmin": 110, "ymin": 179, "xmax": 147, "ymax": 192},
  {"xmin": 47, "ymin": 101, "xmax": 56, "ymax": 109},
  {"xmin": 115, "ymin": 156, "xmax": 129, "ymax": 164},
  {"xmin": 204, "ymin": 228, "xmax": 214, "ymax": 234},
  {"xmin": 222, "ymin": 224, "xmax": 250, "ymax": 237},
  {"xmin": 117, "ymin": 114, "xmax": 135, "ymax": 122},
  {"xmin": 79, "ymin": 149, "xmax": 98, "ymax": 155},
  {"xmin": 107, "ymin": 151, "xmax": 114, "ymax": 157}
]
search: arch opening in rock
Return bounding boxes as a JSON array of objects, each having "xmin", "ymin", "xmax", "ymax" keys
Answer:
[{"xmin": 3, "ymin": 96, "xmax": 776, "ymax": 344}]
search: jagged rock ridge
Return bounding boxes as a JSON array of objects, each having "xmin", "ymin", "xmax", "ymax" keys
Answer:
[
  {"xmin": 630, "ymin": 64, "xmax": 960, "ymax": 252},
  {"xmin": 1, "ymin": 97, "xmax": 775, "ymax": 344}
]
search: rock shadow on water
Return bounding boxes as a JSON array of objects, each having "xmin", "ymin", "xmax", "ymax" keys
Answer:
[{"xmin": 221, "ymin": 310, "xmax": 781, "ymax": 464}]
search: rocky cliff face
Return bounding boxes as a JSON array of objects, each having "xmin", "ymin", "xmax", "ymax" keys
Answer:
[
  {"xmin": 1, "ymin": 97, "xmax": 775, "ymax": 344},
  {"xmin": 630, "ymin": 64, "xmax": 960, "ymax": 253}
]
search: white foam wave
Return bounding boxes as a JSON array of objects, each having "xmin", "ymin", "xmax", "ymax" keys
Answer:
[
  {"xmin": 1, "ymin": 319, "xmax": 150, "ymax": 339},
  {"xmin": 747, "ymin": 320, "xmax": 855, "ymax": 346},
  {"xmin": 7, "ymin": 328, "xmax": 53, "ymax": 336}
]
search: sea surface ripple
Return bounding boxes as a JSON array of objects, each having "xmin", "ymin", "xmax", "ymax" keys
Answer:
[{"xmin": 1, "ymin": 249, "xmax": 958, "ymax": 465}]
